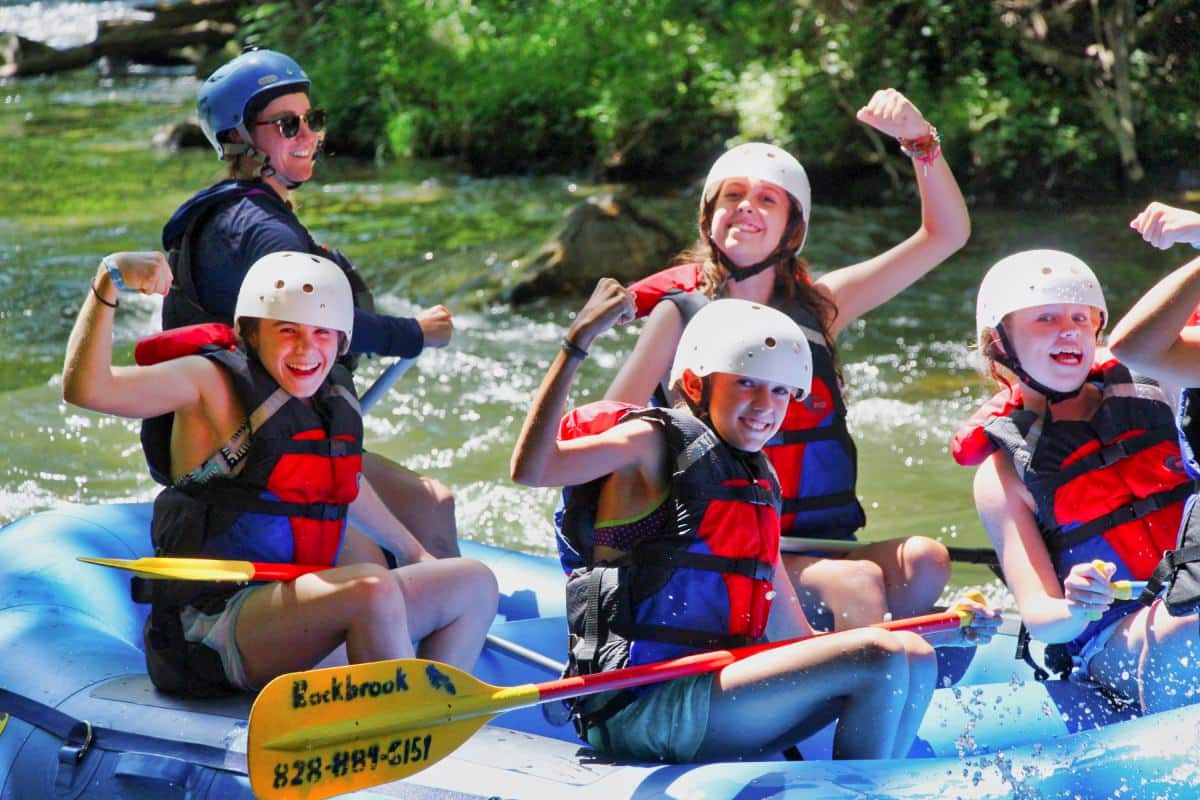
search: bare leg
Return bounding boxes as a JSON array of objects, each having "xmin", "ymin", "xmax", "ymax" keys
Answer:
[
  {"xmin": 337, "ymin": 526, "xmax": 388, "ymax": 567},
  {"xmin": 236, "ymin": 563, "xmax": 416, "ymax": 688},
  {"xmin": 362, "ymin": 451, "xmax": 460, "ymax": 558},
  {"xmin": 694, "ymin": 627, "xmax": 935, "ymax": 761},
  {"xmin": 784, "ymin": 553, "xmax": 888, "ymax": 630},
  {"xmin": 1088, "ymin": 601, "xmax": 1200, "ymax": 712},
  {"xmin": 854, "ymin": 536, "xmax": 951, "ymax": 619},
  {"xmin": 887, "ymin": 631, "xmax": 938, "ymax": 757},
  {"xmin": 392, "ymin": 558, "xmax": 498, "ymax": 671},
  {"xmin": 784, "ymin": 536, "xmax": 950, "ymax": 630}
]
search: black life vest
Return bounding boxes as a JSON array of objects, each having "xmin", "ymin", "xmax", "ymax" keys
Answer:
[
  {"xmin": 140, "ymin": 341, "xmax": 362, "ymax": 696},
  {"xmin": 960, "ymin": 362, "xmax": 1189, "ymax": 658},
  {"xmin": 556, "ymin": 403, "xmax": 780, "ymax": 730},
  {"xmin": 627, "ymin": 263, "xmax": 864, "ymax": 540}
]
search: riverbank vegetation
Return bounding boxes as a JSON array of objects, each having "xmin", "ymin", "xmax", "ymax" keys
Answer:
[{"xmin": 243, "ymin": 0, "xmax": 1199, "ymax": 205}]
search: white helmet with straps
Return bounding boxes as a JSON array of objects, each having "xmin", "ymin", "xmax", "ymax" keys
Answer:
[
  {"xmin": 976, "ymin": 249, "xmax": 1107, "ymax": 339},
  {"xmin": 235, "ymin": 251, "xmax": 355, "ymax": 354},
  {"xmin": 702, "ymin": 143, "xmax": 811, "ymax": 244},
  {"xmin": 670, "ymin": 298, "xmax": 813, "ymax": 399}
]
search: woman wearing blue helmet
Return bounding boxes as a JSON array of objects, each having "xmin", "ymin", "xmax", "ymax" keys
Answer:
[{"xmin": 158, "ymin": 48, "xmax": 460, "ymax": 563}]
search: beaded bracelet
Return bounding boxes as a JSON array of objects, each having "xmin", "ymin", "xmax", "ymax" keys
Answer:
[
  {"xmin": 90, "ymin": 279, "xmax": 119, "ymax": 309},
  {"xmin": 898, "ymin": 125, "xmax": 942, "ymax": 175},
  {"xmin": 561, "ymin": 337, "xmax": 589, "ymax": 360}
]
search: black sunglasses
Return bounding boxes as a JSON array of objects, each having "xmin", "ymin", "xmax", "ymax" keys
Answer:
[{"xmin": 255, "ymin": 108, "xmax": 327, "ymax": 139}]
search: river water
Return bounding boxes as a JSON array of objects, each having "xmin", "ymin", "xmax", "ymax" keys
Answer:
[{"xmin": 0, "ymin": 27, "xmax": 1188, "ymax": 597}]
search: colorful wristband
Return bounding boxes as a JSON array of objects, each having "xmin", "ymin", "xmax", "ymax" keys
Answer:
[
  {"xmin": 102, "ymin": 255, "xmax": 128, "ymax": 291},
  {"xmin": 898, "ymin": 125, "xmax": 942, "ymax": 164}
]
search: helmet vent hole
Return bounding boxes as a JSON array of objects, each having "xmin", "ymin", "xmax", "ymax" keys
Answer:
[
  {"xmin": 1040, "ymin": 267, "xmax": 1052, "ymax": 275},
  {"xmin": 302, "ymin": 283, "xmax": 315, "ymax": 294},
  {"xmin": 764, "ymin": 337, "xmax": 777, "ymax": 349},
  {"xmin": 274, "ymin": 280, "xmax": 285, "ymax": 289}
]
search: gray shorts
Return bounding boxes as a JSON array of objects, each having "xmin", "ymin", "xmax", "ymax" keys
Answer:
[
  {"xmin": 585, "ymin": 672, "xmax": 714, "ymax": 763},
  {"xmin": 179, "ymin": 585, "xmax": 261, "ymax": 691}
]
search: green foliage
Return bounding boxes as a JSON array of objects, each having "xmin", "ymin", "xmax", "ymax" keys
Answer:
[{"xmin": 243, "ymin": 0, "xmax": 1200, "ymax": 200}]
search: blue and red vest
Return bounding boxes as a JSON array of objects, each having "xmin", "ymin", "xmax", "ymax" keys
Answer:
[
  {"xmin": 137, "ymin": 324, "xmax": 363, "ymax": 695},
  {"xmin": 556, "ymin": 401, "xmax": 780, "ymax": 682},
  {"xmin": 953, "ymin": 360, "xmax": 1190, "ymax": 653},
  {"xmin": 628, "ymin": 263, "xmax": 864, "ymax": 540}
]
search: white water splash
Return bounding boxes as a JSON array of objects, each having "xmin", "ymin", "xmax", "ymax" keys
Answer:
[{"xmin": 0, "ymin": 1, "xmax": 152, "ymax": 49}]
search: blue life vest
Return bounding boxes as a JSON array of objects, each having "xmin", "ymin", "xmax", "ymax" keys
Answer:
[
  {"xmin": 556, "ymin": 403, "xmax": 781, "ymax": 674},
  {"xmin": 627, "ymin": 264, "xmax": 864, "ymax": 540}
]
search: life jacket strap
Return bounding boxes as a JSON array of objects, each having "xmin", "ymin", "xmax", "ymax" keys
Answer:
[
  {"xmin": 635, "ymin": 542, "xmax": 775, "ymax": 581},
  {"xmin": 181, "ymin": 484, "xmax": 350, "ymax": 521},
  {"xmin": 1051, "ymin": 425, "xmax": 1178, "ymax": 485},
  {"xmin": 782, "ymin": 489, "xmax": 859, "ymax": 515},
  {"xmin": 1047, "ymin": 480, "xmax": 1196, "ymax": 554}
]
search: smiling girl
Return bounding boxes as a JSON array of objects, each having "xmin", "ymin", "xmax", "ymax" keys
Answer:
[
  {"xmin": 607, "ymin": 89, "xmax": 970, "ymax": 630},
  {"xmin": 510, "ymin": 281, "xmax": 993, "ymax": 763},
  {"xmin": 958, "ymin": 249, "xmax": 1196, "ymax": 711},
  {"xmin": 159, "ymin": 47, "xmax": 461, "ymax": 564},
  {"xmin": 63, "ymin": 250, "xmax": 496, "ymax": 696}
]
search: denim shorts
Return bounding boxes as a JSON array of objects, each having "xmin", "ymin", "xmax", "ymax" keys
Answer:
[{"xmin": 585, "ymin": 672, "xmax": 714, "ymax": 763}]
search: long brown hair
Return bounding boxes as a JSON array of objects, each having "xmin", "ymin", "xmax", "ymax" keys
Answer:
[{"xmin": 681, "ymin": 195, "xmax": 841, "ymax": 360}]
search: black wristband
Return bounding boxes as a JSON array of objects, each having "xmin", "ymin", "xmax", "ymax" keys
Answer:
[
  {"xmin": 90, "ymin": 279, "xmax": 118, "ymax": 309},
  {"xmin": 561, "ymin": 337, "xmax": 588, "ymax": 360}
]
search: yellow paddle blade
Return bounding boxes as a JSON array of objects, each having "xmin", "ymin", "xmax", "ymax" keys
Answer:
[
  {"xmin": 247, "ymin": 658, "xmax": 540, "ymax": 800},
  {"xmin": 76, "ymin": 556, "xmax": 256, "ymax": 582}
]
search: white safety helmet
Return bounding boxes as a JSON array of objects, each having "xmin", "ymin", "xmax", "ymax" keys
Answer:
[
  {"xmin": 234, "ymin": 252, "xmax": 355, "ymax": 354},
  {"xmin": 975, "ymin": 249, "xmax": 1107, "ymax": 340},
  {"xmin": 670, "ymin": 299, "xmax": 813, "ymax": 399},
  {"xmin": 702, "ymin": 143, "xmax": 812, "ymax": 249}
]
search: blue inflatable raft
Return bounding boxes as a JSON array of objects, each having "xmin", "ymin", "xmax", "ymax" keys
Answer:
[{"xmin": 2, "ymin": 503, "xmax": 1198, "ymax": 798}]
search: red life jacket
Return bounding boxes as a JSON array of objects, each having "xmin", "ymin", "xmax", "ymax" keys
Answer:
[
  {"xmin": 955, "ymin": 360, "xmax": 1186, "ymax": 575},
  {"xmin": 555, "ymin": 401, "xmax": 780, "ymax": 678},
  {"xmin": 137, "ymin": 323, "xmax": 363, "ymax": 695},
  {"xmin": 952, "ymin": 360, "xmax": 1188, "ymax": 649},
  {"xmin": 627, "ymin": 264, "xmax": 864, "ymax": 540}
]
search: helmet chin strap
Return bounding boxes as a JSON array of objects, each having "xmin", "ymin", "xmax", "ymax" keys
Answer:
[
  {"xmin": 709, "ymin": 208, "xmax": 804, "ymax": 283},
  {"xmin": 710, "ymin": 237, "xmax": 787, "ymax": 282},
  {"xmin": 994, "ymin": 324, "xmax": 1083, "ymax": 404},
  {"xmin": 243, "ymin": 142, "xmax": 320, "ymax": 190}
]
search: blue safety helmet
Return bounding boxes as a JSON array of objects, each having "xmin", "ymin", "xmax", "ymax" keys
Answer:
[{"xmin": 197, "ymin": 49, "xmax": 310, "ymax": 159}]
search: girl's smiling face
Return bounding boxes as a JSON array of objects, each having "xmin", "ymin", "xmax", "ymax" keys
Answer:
[
  {"xmin": 1003, "ymin": 303, "xmax": 1102, "ymax": 394},
  {"xmin": 690, "ymin": 371, "xmax": 793, "ymax": 452},
  {"xmin": 709, "ymin": 178, "xmax": 792, "ymax": 267},
  {"xmin": 249, "ymin": 319, "xmax": 340, "ymax": 398}
]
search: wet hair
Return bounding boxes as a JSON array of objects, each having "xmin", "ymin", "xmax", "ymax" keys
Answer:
[{"xmin": 679, "ymin": 192, "xmax": 840, "ymax": 362}]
